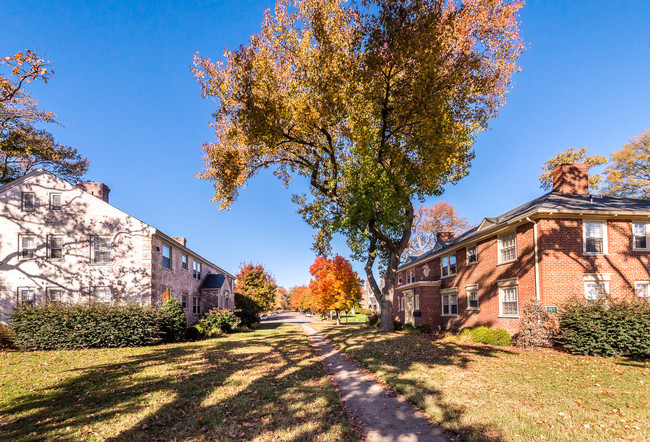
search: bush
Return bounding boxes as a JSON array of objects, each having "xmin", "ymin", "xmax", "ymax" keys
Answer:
[
  {"xmin": 558, "ymin": 297, "xmax": 650, "ymax": 357},
  {"xmin": 416, "ymin": 323, "xmax": 431, "ymax": 334},
  {"xmin": 459, "ymin": 326, "xmax": 512, "ymax": 346},
  {"xmin": 393, "ymin": 320, "xmax": 403, "ymax": 331},
  {"xmin": 235, "ymin": 309, "xmax": 259, "ymax": 328},
  {"xmin": 359, "ymin": 309, "xmax": 374, "ymax": 316},
  {"xmin": 199, "ymin": 308, "xmax": 241, "ymax": 334},
  {"xmin": 402, "ymin": 323, "xmax": 416, "ymax": 333},
  {"xmin": 159, "ymin": 299, "xmax": 187, "ymax": 343},
  {"xmin": 0, "ymin": 324, "xmax": 15, "ymax": 350},
  {"xmin": 516, "ymin": 299, "xmax": 556, "ymax": 348},
  {"xmin": 365, "ymin": 313, "xmax": 380, "ymax": 328},
  {"xmin": 9, "ymin": 303, "xmax": 161, "ymax": 350},
  {"xmin": 186, "ymin": 324, "xmax": 204, "ymax": 340}
]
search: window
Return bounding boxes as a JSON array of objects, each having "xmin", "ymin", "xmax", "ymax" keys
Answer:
[
  {"xmin": 399, "ymin": 296, "xmax": 404, "ymax": 311},
  {"xmin": 181, "ymin": 254, "xmax": 188, "ymax": 270},
  {"xmin": 22, "ymin": 192, "xmax": 35, "ymax": 211},
  {"xmin": 498, "ymin": 278, "xmax": 518, "ymax": 316},
  {"xmin": 441, "ymin": 254, "xmax": 456, "ymax": 277},
  {"xmin": 48, "ymin": 235, "xmax": 64, "ymax": 260},
  {"xmin": 224, "ymin": 296, "xmax": 230, "ymax": 310},
  {"xmin": 193, "ymin": 260, "xmax": 202, "ymax": 280},
  {"xmin": 91, "ymin": 286, "xmax": 113, "ymax": 302},
  {"xmin": 499, "ymin": 232, "xmax": 517, "ymax": 263},
  {"xmin": 18, "ymin": 288, "xmax": 36, "ymax": 306},
  {"xmin": 162, "ymin": 287, "xmax": 172, "ymax": 302},
  {"xmin": 181, "ymin": 294, "xmax": 188, "ymax": 309},
  {"xmin": 19, "ymin": 235, "xmax": 36, "ymax": 259},
  {"xmin": 398, "ymin": 273, "xmax": 403, "ymax": 285},
  {"xmin": 414, "ymin": 293, "xmax": 420, "ymax": 310},
  {"xmin": 92, "ymin": 236, "xmax": 112, "ymax": 263},
  {"xmin": 466, "ymin": 284, "xmax": 479, "ymax": 309},
  {"xmin": 49, "ymin": 193, "xmax": 62, "ymax": 210},
  {"xmin": 584, "ymin": 221, "xmax": 606, "ymax": 254},
  {"xmin": 47, "ymin": 287, "xmax": 64, "ymax": 303},
  {"xmin": 162, "ymin": 244, "xmax": 172, "ymax": 269},
  {"xmin": 584, "ymin": 282, "xmax": 607, "ymax": 301},
  {"xmin": 467, "ymin": 246, "xmax": 478, "ymax": 264},
  {"xmin": 406, "ymin": 269, "xmax": 415, "ymax": 284},
  {"xmin": 441, "ymin": 289, "xmax": 458, "ymax": 315},
  {"xmin": 193, "ymin": 296, "xmax": 201, "ymax": 315},
  {"xmin": 635, "ymin": 281, "xmax": 649, "ymax": 299},
  {"xmin": 633, "ymin": 223, "xmax": 648, "ymax": 250}
]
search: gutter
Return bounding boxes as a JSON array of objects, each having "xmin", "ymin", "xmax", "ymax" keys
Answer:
[{"xmin": 526, "ymin": 217, "xmax": 541, "ymax": 301}]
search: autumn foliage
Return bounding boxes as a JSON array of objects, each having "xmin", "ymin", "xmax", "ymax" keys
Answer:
[
  {"xmin": 234, "ymin": 263, "xmax": 278, "ymax": 313},
  {"xmin": 309, "ymin": 256, "xmax": 362, "ymax": 324}
]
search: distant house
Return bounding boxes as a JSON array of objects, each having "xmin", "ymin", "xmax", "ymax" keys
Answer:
[
  {"xmin": 393, "ymin": 164, "xmax": 650, "ymax": 334},
  {"xmin": 0, "ymin": 169, "xmax": 235, "ymax": 323},
  {"xmin": 360, "ymin": 280, "xmax": 380, "ymax": 312}
]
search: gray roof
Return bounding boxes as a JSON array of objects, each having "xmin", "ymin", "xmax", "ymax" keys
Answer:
[
  {"xmin": 400, "ymin": 192, "xmax": 650, "ymax": 269},
  {"xmin": 199, "ymin": 273, "xmax": 227, "ymax": 290}
]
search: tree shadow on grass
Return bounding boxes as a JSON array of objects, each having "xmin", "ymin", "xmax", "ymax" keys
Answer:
[{"xmin": 0, "ymin": 324, "xmax": 356, "ymax": 441}]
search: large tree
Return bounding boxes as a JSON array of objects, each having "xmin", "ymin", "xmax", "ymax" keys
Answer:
[
  {"xmin": 234, "ymin": 263, "xmax": 278, "ymax": 313},
  {"xmin": 603, "ymin": 129, "xmax": 650, "ymax": 199},
  {"xmin": 538, "ymin": 147, "xmax": 606, "ymax": 192},
  {"xmin": 309, "ymin": 255, "xmax": 362, "ymax": 324},
  {"xmin": 1, "ymin": 50, "xmax": 89, "ymax": 184},
  {"xmin": 193, "ymin": 0, "xmax": 524, "ymax": 330},
  {"xmin": 403, "ymin": 202, "xmax": 470, "ymax": 261}
]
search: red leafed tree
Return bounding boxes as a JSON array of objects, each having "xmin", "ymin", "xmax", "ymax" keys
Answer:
[
  {"xmin": 309, "ymin": 256, "xmax": 362, "ymax": 324},
  {"xmin": 289, "ymin": 285, "xmax": 312, "ymax": 312}
]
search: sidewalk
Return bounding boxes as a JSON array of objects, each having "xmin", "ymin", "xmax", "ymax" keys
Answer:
[{"xmin": 301, "ymin": 324, "xmax": 450, "ymax": 442}]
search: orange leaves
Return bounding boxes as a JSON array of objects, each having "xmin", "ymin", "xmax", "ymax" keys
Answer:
[{"xmin": 308, "ymin": 255, "xmax": 361, "ymax": 314}]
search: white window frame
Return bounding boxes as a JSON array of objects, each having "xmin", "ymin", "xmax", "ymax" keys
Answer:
[
  {"xmin": 92, "ymin": 236, "xmax": 112, "ymax": 264},
  {"xmin": 181, "ymin": 254, "xmax": 188, "ymax": 270},
  {"xmin": 193, "ymin": 260, "xmax": 202, "ymax": 280},
  {"xmin": 633, "ymin": 223, "xmax": 648, "ymax": 250},
  {"xmin": 47, "ymin": 287, "xmax": 65, "ymax": 303},
  {"xmin": 162, "ymin": 244, "xmax": 172, "ymax": 269},
  {"xmin": 181, "ymin": 293, "xmax": 188, "ymax": 309},
  {"xmin": 22, "ymin": 192, "xmax": 35, "ymax": 212},
  {"xmin": 17, "ymin": 287, "xmax": 37, "ymax": 306},
  {"xmin": 49, "ymin": 193, "xmax": 62, "ymax": 210},
  {"xmin": 583, "ymin": 274, "xmax": 610, "ymax": 301},
  {"xmin": 192, "ymin": 296, "xmax": 201, "ymax": 315},
  {"xmin": 498, "ymin": 231, "xmax": 517, "ymax": 264},
  {"xmin": 414, "ymin": 293, "xmax": 420, "ymax": 310},
  {"xmin": 19, "ymin": 234, "xmax": 37, "ymax": 260},
  {"xmin": 48, "ymin": 234, "xmax": 64, "ymax": 261},
  {"xmin": 441, "ymin": 288, "xmax": 458, "ymax": 316},
  {"xmin": 467, "ymin": 245, "xmax": 478, "ymax": 265},
  {"xmin": 441, "ymin": 253, "xmax": 457, "ymax": 278},
  {"xmin": 398, "ymin": 273, "xmax": 403, "ymax": 285},
  {"xmin": 583, "ymin": 220, "xmax": 607, "ymax": 255},
  {"xmin": 634, "ymin": 281, "xmax": 649, "ymax": 299},
  {"xmin": 91, "ymin": 286, "xmax": 113, "ymax": 302},
  {"xmin": 466, "ymin": 284, "xmax": 479, "ymax": 310},
  {"xmin": 399, "ymin": 295, "xmax": 404, "ymax": 311},
  {"xmin": 406, "ymin": 269, "xmax": 415, "ymax": 284},
  {"xmin": 498, "ymin": 278, "xmax": 519, "ymax": 317}
]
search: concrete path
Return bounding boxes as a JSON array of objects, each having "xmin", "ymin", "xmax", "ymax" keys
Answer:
[{"xmin": 301, "ymin": 323, "xmax": 450, "ymax": 442}]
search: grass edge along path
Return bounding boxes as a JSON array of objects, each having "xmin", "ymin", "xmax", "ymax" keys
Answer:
[
  {"xmin": 0, "ymin": 323, "xmax": 356, "ymax": 441},
  {"xmin": 310, "ymin": 322, "xmax": 650, "ymax": 442}
]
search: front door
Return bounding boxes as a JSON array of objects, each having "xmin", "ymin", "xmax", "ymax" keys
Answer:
[{"xmin": 405, "ymin": 291, "xmax": 415, "ymax": 326}]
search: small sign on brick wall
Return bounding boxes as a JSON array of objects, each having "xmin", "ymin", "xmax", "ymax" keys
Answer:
[{"xmin": 546, "ymin": 306, "xmax": 558, "ymax": 313}]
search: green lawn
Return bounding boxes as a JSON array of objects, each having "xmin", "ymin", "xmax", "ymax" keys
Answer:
[
  {"xmin": 0, "ymin": 323, "xmax": 355, "ymax": 441},
  {"xmin": 311, "ymin": 322, "xmax": 650, "ymax": 442}
]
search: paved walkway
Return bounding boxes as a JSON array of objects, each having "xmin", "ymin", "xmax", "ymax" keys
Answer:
[{"xmin": 301, "ymin": 323, "xmax": 449, "ymax": 442}]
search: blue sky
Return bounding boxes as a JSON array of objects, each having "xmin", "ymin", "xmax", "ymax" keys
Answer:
[{"xmin": 3, "ymin": 1, "xmax": 649, "ymax": 288}]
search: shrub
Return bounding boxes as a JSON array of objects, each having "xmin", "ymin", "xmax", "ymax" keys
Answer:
[
  {"xmin": 186, "ymin": 324, "xmax": 204, "ymax": 341},
  {"xmin": 459, "ymin": 326, "xmax": 512, "ymax": 346},
  {"xmin": 558, "ymin": 297, "xmax": 650, "ymax": 357},
  {"xmin": 159, "ymin": 299, "xmax": 187, "ymax": 343},
  {"xmin": 516, "ymin": 299, "xmax": 557, "ymax": 348},
  {"xmin": 365, "ymin": 313, "xmax": 380, "ymax": 328},
  {"xmin": 393, "ymin": 320, "xmax": 403, "ymax": 331},
  {"xmin": 416, "ymin": 323, "xmax": 431, "ymax": 334},
  {"xmin": 9, "ymin": 302, "xmax": 161, "ymax": 350},
  {"xmin": 359, "ymin": 309, "xmax": 374, "ymax": 316},
  {"xmin": 402, "ymin": 323, "xmax": 417, "ymax": 333},
  {"xmin": 235, "ymin": 309, "xmax": 259, "ymax": 328},
  {"xmin": 199, "ymin": 308, "xmax": 241, "ymax": 334},
  {"xmin": 0, "ymin": 324, "xmax": 15, "ymax": 350}
]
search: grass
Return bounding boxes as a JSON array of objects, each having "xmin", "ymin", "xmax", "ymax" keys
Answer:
[
  {"xmin": 0, "ymin": 323, "xmax": 356, "ymax": 441},
  {"xmin": 311, "ymin": 322, "xmax": 650, "ymax": 442}
]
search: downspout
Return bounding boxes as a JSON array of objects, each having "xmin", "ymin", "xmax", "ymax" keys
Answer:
[{"xmin": 526, "ymin": 217, "xmax": 541, "ymax": 301}]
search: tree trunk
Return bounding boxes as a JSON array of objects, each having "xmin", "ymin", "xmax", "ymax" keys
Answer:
[{"xmin": 336, "ymin": 309, "xmax": 341, "ymax": 325}]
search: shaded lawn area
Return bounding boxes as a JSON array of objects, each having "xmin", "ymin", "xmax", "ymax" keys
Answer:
[
  {"xmin": 0, "ymin": 323, "xmax": 356, "ymax": 441},
  {"xmin": 311, "ymin": 322, "xmax": 650, "ymax": 442}
]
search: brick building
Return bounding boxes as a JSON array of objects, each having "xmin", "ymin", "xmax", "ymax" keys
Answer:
[
  {"xmin": 0, "ymin": 169, "xmax": 235, "ymax": 323},
  {"xmin": 393, "ymin": 164, "xmax": 650, "ymax": 334}
]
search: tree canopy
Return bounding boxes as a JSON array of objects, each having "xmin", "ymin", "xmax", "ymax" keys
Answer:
[
  {"xmin": 1, "ymin": 50, "xmax": 89, "ymax": 184},
  {"xmin": 604, "ymin": 129, "xmax": 650, "ymax": 199},
  {"xmin": 538, "ymin": 146, "xmax": 607, "ymax": 192},
  {"xmin": 234, "ymin": 263, "xmax": 278, "ymax": 313},
  {"xmin": 309, "ymin": 255, "xmax": 362, "ymax": 323},
  {"xmin": 193, "ymin": 0, "xmax": 524, "ymax": 330}
]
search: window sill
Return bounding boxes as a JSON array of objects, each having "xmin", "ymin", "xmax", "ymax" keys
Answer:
[
  {"xmin": 441, "ymin": 313, "xmax": 458, "ymax": 317},
  {"xmin": 90, "ymin": 262, "xmax": 112, "ymax": 266},
  {"xmin": 582, "ymin": 252, "xmax": 609, "ymax": 256},
  {"xmin": 466, "ymin": 307, "xmax": 480, "ymax": 311},
  {"xmin": 497, "ymin": 259, "xmax": 517, "ymax": 266},
  {"xmin": 632, "ymin": 248, "xmax": 648, "ymax": 252},
  {"xmin": 441, "ymin": 274, "xmax": 457, "ymax": 280},
  {"xmin": 498, "ymin": 315, "xmax": 520, "ymax": 319}
]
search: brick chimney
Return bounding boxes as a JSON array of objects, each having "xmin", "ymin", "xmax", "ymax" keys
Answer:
[
  {"xmin": 76, "ymin": 182, "xmax": 110, "ymax": 203},
  {"xmin": 172, "ymin": 237, "xmax": 187, "ymax": 247},
  {"xmin": 436, "ymin": 232, "xmax": 455, "ymax": 243},
  {"xmin": 551, "ymin": 163, "xmax": 590, "ymax": 194}
]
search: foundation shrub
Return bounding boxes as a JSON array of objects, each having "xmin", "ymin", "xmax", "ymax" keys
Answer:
[
  {"xmin": 516, "ymin": 299, "xmax": 557, "ymax": 348},
  {"xmin": 186, "ymin": 324, "xmax": 205, "ymax": 341},
  {"xmin": 235, "ymin": 309, "xmax": 259, "ymax": 328},
  {"xmin": 199, "ymin": 308, "xmax": 241, "ymax": 334},
  {"xmin": 364, "ymin": 312, "xmax": 380, "ymax": 328},
  {"xmin": 9, "ymin": 303, "xmax": 161, "ymax": 350},
  {"xmin": 415, "ymin": 323, "xmax": 431, "ymax": 334},
  {"xmin": 459, "ymin": 326, "xmax": 512, "ymax": 346},
  {"xmin": 402, "ymin": 323, "xmax": 416, "ymax": 333},
  {"xmin": 159, "ymin": 299, "xmax": 187, "ymax": 343},
  {"xmin": 558, "ymin": 297, "xmax": 650, "ymax": 357},
  {"xmin": 393, "ymin": 320, "xmax": 403, "ymax": 331}
]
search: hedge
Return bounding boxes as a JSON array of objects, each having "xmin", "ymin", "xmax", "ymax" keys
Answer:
[
  {"xmin": 9, "ymin": 302, "xmax": 161, "ymax": 350},
  {"xmin": 199, "ymin": 308, "xmax": 241, "ymax": 335},
  {"xmin": 558, "ymin": 297, "xmax": 650, "ymax": 357},
  {"xmin": 459, "ymin": 326, "xmax": 512, "ymax": 346},
  {"xmin": 159, "ymin": 299, "xmax": 187, "ymax": 342}
]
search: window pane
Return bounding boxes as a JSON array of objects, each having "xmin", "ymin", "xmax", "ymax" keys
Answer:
[
  {"xmin": 450, "ymin": 295, "xmax": 458, "ymax": 314},
  {"xmin": 162, "ymin": 245, "xmax": 171, "ymax": 269},
  {"xmin": 449, "ymin": 255, "xmax": 456, "ymax": 274},
  {"xmin": 635, "ymin": 282, "xmax": 648, "ymax": 298},
  {"xmin": 50, "ymin": 193, "xmax": 62, "ymax": 209},
  {"xmin": 469, "ymin": 290, "xmax": 479, "ymax": 308},
  {"xmin": 502, "ymin": 287, "xmax": 518, "ymax": 315},
  {"xmin": 23, "ymin": 193, "xmax": 35, "ymax": 211},
  {"xmin": 585, "ymin": 282, "xmax": 605, "ymax": 300},
  {"xmin": 586, "ymin": 238, "xmax": 603, "ymax": 253}
]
